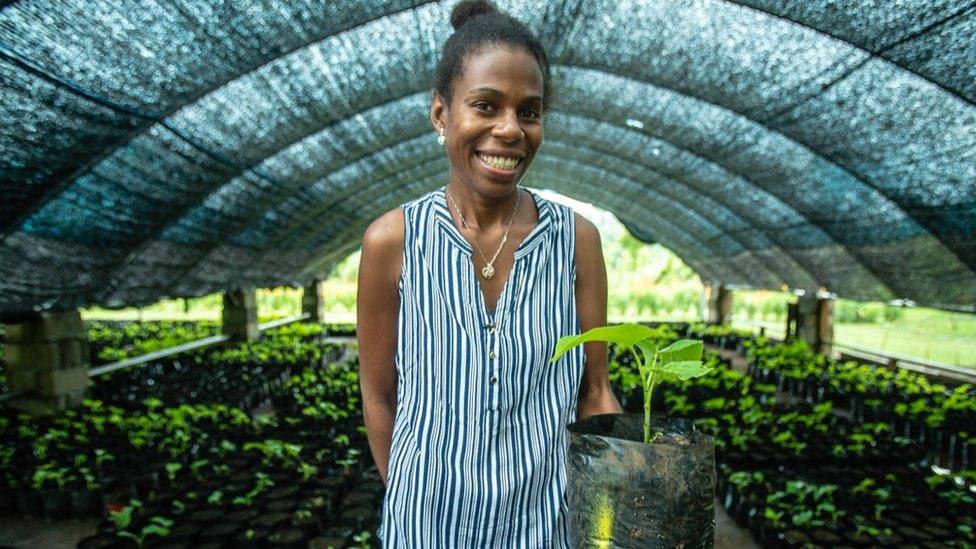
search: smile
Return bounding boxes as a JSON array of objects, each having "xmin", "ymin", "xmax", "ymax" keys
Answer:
[{"xmin": 476, "ymin": 152, "xmax": 523, "ymax": 173}]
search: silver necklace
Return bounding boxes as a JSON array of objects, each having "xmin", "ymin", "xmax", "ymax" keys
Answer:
[{"xmin": 445, "ymin": 185, "xmax": 521, "ymax": 280}]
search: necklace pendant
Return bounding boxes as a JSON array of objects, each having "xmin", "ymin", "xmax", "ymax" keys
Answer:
[{"xmin": 482, "ymin": 264, "xmax": 495, "ymax": 279}]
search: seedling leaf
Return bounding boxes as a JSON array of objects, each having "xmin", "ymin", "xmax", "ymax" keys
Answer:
[
  {"xmin": 549, "ymin": 324, "xmax": 657, "ymax": 363},
  {"xmin": 659, "ymin": 339, "xmax": 704, "ymax": 363},
  {"xmin": 656, "ymin": 360, "xmax": 712, "ymax": 381}
]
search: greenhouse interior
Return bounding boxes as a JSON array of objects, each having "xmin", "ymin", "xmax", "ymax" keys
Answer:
[{"xmin": 1, "ymin": 0, "xmax": 975, "ymax": 547}]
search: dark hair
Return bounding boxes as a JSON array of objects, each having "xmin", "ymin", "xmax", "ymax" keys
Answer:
[{"xmin": 434, "ymin": 0, "xmax": 552, "ymax": 113}]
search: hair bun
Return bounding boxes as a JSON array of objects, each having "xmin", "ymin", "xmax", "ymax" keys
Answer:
[{"xmin": 450, "ymin": 0, "xmax": 497, "ymax": 30}]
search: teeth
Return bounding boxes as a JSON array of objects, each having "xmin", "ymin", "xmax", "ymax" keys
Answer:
[{"xmin": 479, "ymin": 153, "xmax": 520, "ymax": 171}]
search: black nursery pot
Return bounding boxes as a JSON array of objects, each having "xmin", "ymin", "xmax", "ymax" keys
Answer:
[
  {"xmin": 0, "ymin": 486, "xmax": 15, "ymax": 514},
  {"xmin": 41, "ymin": 487, "xmax": 69, "ymax": 520},
  {"xmin": 16, "ymin": 487, "xmax": 42, "ymax": 515},
  {"xmin": 70, "ymin": 488, "xmax": 101, "ymax": 518},
  {"xmin": 565, "ymin": 413, "xmax": 715, "ymax": 549}
]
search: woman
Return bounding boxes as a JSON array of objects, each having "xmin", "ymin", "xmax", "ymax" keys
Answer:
[{"xmin": 356, "ymin": 1, "xmax": 622, "ymax": 546}]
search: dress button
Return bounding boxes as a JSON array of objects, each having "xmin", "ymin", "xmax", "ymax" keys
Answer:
[
  {"xmin": 490, "ymin": 375, "xmax": 497, "ymax": 383},
  {"xmin": 488, "ymin": 351, "xmax": 496, "ymax": 359},
  {"xmin": 485, "ymin": 323, "xmax": 495, "ymax": 333}
]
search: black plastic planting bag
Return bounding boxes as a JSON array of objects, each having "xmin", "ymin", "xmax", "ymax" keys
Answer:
[{"xmin": 565, "ymin": 413, "xmax": 715, "ymax": 548}]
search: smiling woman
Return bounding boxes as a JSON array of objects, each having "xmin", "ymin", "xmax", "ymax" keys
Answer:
[
  {"xmin": 356, "ymin": 1, "xmax": 619, "ymax": 548},
  {"xmin": 431, "ymin": 7, "xmax": 547, "ymax": 196},
  {"xmin": 434, "ymin": 48, "xmax": 544, "ymax": 188}
]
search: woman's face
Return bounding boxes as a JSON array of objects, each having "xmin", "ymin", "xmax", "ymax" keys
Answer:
[{"xmin": 431, "ymin": 44, "xmax": 545, "ymax": 197}]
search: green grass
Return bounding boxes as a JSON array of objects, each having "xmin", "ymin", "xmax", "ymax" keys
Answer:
[
  {"xmin": 893, "ymin": 307, "xmax": 976, "ymax": 338},
  {"xmin": 834, "ymin": 314, "xmax": 976, "ymax": 368},
  {"xmin": 732, "ymin": 307, "xmax": 976, "ymax": 368}
]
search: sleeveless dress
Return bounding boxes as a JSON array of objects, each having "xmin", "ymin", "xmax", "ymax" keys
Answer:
[{"xmin": 378, "ymin": 186, "xmax": 586, "ymax": 548}]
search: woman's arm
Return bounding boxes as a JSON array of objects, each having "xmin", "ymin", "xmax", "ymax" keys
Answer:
[
  {"xmin": 356, "ymin": 208, "xmax": 404, "ymax": 486},
  {"xmin": 573, "ymin": 212, "xmax": 624, "ymax": 421}
]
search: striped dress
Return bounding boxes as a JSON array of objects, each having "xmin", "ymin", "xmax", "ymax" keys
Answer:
[{"xmin": 378, "ymin": 185, "xmax": 586, "ymax": 548}]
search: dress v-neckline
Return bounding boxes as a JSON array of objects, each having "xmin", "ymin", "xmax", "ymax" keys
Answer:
[{"xmin": 436, "ymin": 186, "xmax": 549, "ymax": 321}]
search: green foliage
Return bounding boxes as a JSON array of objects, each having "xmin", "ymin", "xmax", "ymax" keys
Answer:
[
  {"xmin": 109, "ymin": 498, "xmax": 173, "ymax": 545},
  {"xmin": 108, "ymin": 499, "xmax": 142, "ymax": 531},
  {"xmin": 924, "ymin": 472, "xmax": 976, "ymax": 506},
  {"xmin": 351, "ymin": 529, "xmax": 373, "ymax": 548},
  {"xmin": 551, "ymin": 323, "xmax": 709, "ymax": 444},
  {"xmin": 87, "ymin": 320, "xmax": 220, "ymax": 363},
  {"xmin": 746, "ymin": 334, "xmax": 976, "ymax": 439},
  {"xmin": 833, "ymin": 300, "xmax": 903, "ymax": 324},
  {"xmin": 300, "ymin": 462, "xmax": 318, "ymax": 482},
  {"xmin": 31, "ymin": 462, "xmax": 75, "ymax": 490},
  {"xmin": 852, "ymin": 518, "xmax": 893, "ymax": 542},
  {"xmin": 605, "ymin": 324, "xmax": 976, "ymax": 543},
  {"xmin": 205, "ymin": 323, "xmax": 328, "ymax": 370},
  {"xmin": 232, "ymin": 472, "xmax": 275, "ymax": 506},
  {"xmin": 837, "ymin": 301, "xmax": 883, "ymax": 324},
  {"xmin": 164, "ymin": 462, "xmax": 182, "ymax": 482},
  {"xmin": 728, "ymin": 470, "xmax": 765, "ymax": 492},
  {"xmin": 243, "ymin": 439, "xmax": 303, "ymax": 466},
  {"xmin": 117, "ymin": 515, "xmax": 174, "ymax": 546},
  {"xmin": 765, "ymin": 480, "xmax": 844, "ymax": 529}
]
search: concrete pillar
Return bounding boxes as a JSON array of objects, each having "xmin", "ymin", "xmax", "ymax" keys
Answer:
[
  {"xmin": 705, "ymin": 283, "xmax": 732, "ymax": 325},
  {"xmin": 302, "ymin": 280, "xmax": 326, "ymax": 323},
  {"xmin": 786, "ymin": 301, "xmax": 799, "ymax": 340},
  {"xmin": 786, "ymin": 294, "xmax": 834, "ymax": 355},
  {"xmin": 222, "ymin": 288, "xmax": 259, "ymax": 342},
  {"xmin": 814, "ymin": 296, "xmax": 834, "ymax": 356},
  {"xmin": 3, "ymin": 310, "xmax": 90, "ymax": 414}
]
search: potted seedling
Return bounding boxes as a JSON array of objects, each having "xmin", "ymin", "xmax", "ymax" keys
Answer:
[
  {"xmin": 32, "ymin": 462, "xmax": 75, "ymax": 520},
  {"xmin": 550, "ymin": 323, "xmax": 715, "ymax": 548},
  {"xmin": 70, "ymin": 465, "xmax": 101, "ymax": 517},
  {"xmin": 162, "ymin": 462, "xmax": 181, "ymax": 485},
  {"xmin": 109, "ymin": 498, "xmax": 174, "ymax": 547},
  {"xmin": 232, "ymin": 471, "xmax": 275, "ymax": 507}
]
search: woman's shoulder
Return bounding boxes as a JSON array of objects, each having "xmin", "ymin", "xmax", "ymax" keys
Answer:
[
  {"xmin": 361, "ymin": 207, "xmax": 405, "ymax": 258},
  {"xmin": 361, "ymin": 188, "xmax": 442, "ymax": 250}
]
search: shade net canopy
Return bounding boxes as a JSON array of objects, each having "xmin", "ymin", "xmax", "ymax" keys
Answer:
[{"xmin": 1, "ymin": 0, "xmax": 974, "ymax": 314}]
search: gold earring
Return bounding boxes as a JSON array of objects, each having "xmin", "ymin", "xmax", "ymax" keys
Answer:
[{"xmin": 437, "ymin": 128, "xmax": 445, "ymax": 146}]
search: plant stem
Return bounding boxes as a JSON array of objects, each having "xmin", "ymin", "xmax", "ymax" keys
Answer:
[
  {"xmin": 643, "ymin": 351, "xmax": 658, "ymax": 444},
  {"xmin": 629, "ymin": 347, "xmax": 652, "ymax": 443},
  {"xmin": 645, "ymin": 375, "xmax": 659, "ymax": 444},
  {"xmin": 644, "ymin": 383, "xmax": 651, "ymax": 444}
]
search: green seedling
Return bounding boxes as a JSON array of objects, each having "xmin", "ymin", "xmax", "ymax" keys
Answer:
[
  {"xmin": 207, "ymin": 490, "xmax": 223, "ymax": 505},
  {"xmin": 189, "ymin": 459, "xmax": 211, "ymax": 481},
  {"xmin": 550, "ymin": 323, "xmax": 709, "ymax": 444},
  {"xmin": 299, "ymin": 461, "xmax": 318, "ymax": 482},
  {"xmin": 243, "ymin": 440, "xmax": 303, "ymax": 466},
  {"xmin": 766, "ymin": 481, "xmax": 844, "ymax": 528},
  {"xmin": 164, "ymin": 463, "xmax": 182, "ymax": 483},
  {"xmin": 94, "ymin": 448, "xmax": 115, "ymax": 468},
  {"xmin": 108, "ymin": 499, "xmax": 141, "ymax": 531},
  {"xmin": 352, "ymin": 530, "xmax": 373, "ymax": 548},
  {"xmin": 232, "ymin": 472, "xmax": 275, "ymax": 506},
  {"xmin": 77, "ymin": 466, "xmax": 98, "ymax": 491},
  {"xmin": 117, "ymin": 515, "xmax": 174, "ymax": 547},
  {"xmin": 31, "ymin": 463, "xmax": 74, "ymax": 490}
]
